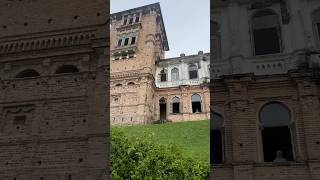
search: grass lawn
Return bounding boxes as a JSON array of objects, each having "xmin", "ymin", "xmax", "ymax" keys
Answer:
[{"xmin": 112, "ymin": 120, "xmax": 209, "ymax": 163}]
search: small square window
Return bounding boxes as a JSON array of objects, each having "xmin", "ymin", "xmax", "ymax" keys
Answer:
[{"xmin": 135, "ymin": 16, "xmax": 140, "ymax": 23}]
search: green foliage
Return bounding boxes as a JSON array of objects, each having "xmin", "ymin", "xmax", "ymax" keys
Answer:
[{"xmin": 111, "ymin": 129, "xmax": 209, "ymax": 180}]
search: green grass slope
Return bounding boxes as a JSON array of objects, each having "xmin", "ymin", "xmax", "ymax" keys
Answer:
[{"xmin": 112, "ymin": 120, "xmax": 210, "ymax": 163}]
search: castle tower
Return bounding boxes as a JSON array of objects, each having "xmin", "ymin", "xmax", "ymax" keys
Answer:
[{"xmin": 110, "ymin": 3, "xmax": 169, "ymax": 125}]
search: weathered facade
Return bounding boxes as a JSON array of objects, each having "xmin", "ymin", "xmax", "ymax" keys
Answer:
[
  {"xmin": 0, "ymin": 0, "xmax": 109, "ymax": 179},
  {"xmin": 211, "ymin": 0, "xmax": 320, "ymax": 179},
  {"xmin": 110, "ymin": 3, "xmax": 210, "ymax": 125}
]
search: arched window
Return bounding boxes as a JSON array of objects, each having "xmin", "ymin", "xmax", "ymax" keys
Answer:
[
  {"xmin": 252, "ymin": 10, "xmax": 281, "ymax": 55},
  {"xmin": 115, "ymin": 83, "xmax": 122, "ymax": 87},
  {"xmin": 159, "ymin": 68, "xmax": 167, "ymax": 82},
  {"xmin": 172, "ymin": 96, "xmax": 180, "ymax": 114},
  {"xmin": 15, "ymin": 69, "xmax": 40, "ymax": 78},
  {"xmin": 259, "ymin": 102, "xmax": 294, "ymax": 162},
  {"xmin": 211, "ymin": 21, "xmax": 221, "ymax": 60},
  {"xmin": 188, "ymin": 64, "xmax": 198, "ymax": 79},
  {"xmin": 211, "ymin": 112, "xmax": 224, "ymax": 164},
  {"xmin": 191, "ymin": 94, "xmax": 202, "ymax": 113},
  {"xmin": 312, "ymin": 8, "xmax": 320, "ymax": 47},
  {"xmin": 55, "ymin": 65, "xmax": 79, "ymax": 74},
  {"xmin": 171, "ymin": 68, "xmax": 179, "ymax": 81},
  {"xmin": 128, "ymin": 82, "xmax": 135, "ymax": 86}
]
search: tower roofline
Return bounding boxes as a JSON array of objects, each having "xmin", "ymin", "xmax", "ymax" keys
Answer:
[{"xmin": 111, "ymin": 2, "xmax": 169, "ymax": 51}]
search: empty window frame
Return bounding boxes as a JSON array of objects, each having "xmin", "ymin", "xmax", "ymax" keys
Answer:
[
  {"xmin": 259, "ymin": 102, "xmax": 295, "ymax": 162},
  {"xmin": 171, "ymin": 68, "xmax": 179, "ymax": 81},
  {"xmin": 188, "ymin": 63, "xmax": 198, "ymax": 79},
  {"xmin": 123, "ymin": 15, "xmax": 128, "ymax": 25},
  {"xmin": 160, "ymin": 68, "xmax": 167, "ymax": 82},
  {"xmin": 135, "ymin": 16, "xmax": 140, "ymax": 23},
  {"xmin": 191, "ymin": 94, "xmax": 202, "ymax": 113},
  {"xmin": 131, "ymin": 36, "xmax": 136, "ymax": 45},
  {"xmin": 129, "ymin": 17, "xmax": 134, "ymax": 24},
  {"xmin": 210, "ymin": 112, "xmax": 224, "ymax": 164},
  {"xmin": 172, "ymin": 97, "xmax": 180, "ymax": 114},
  {"xmin": 117, "ymin": 39, "xmax": 122, "ymax": 47},
  {"xmin": 252, "ymin": 10, "xmax": 282, "ymax": 55},
  {"xmin": 124, "ymin": 38, "xmax": 129, "ymax": 46}
]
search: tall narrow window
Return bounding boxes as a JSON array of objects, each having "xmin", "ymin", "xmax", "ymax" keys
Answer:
[
  {"xmin": 160, "ymin": 68, "xmax": 167, "ymax": 82},
  {"xmin": 252, "ymin": 10, "xmax": 281, "ymax": 55},
  {"xmin": 135, "ymin": 16, "xmax": 140, "ymax": 23},
  {"xmin": 312, "ymin": 8, "xmax": 320, "ymax": 47},
  {"xmin": 129, "ymin": 17, "xmax": 134, "ymax": 24},
  {"xmin": 131, "ymin": 37, "xmax": 136, "ymax": 45},
  {"xmin": 189, "ymin": 64, "xmax": 198, "ymax": 79},
  {"xmin": 123, "ymin": 15, "xmax": 128, "ymax": 25},
  {"xmin": 124, "ymin": 38, "xmax": 129, "ymax": 46},
  {"xmin": 172, "ymin": 97, "xmax": 180, "ymax": 114},
  {"xmin": 211, "ymin": 112, "xmax": 224, "ymax": 164},
  {"xmin": 171, "ymin": 68, "xmax": 179, "ymax": 81},
  {"xmin": 259, "ymin": 102, "xmax": 295, "ymax": 162},
  {"xmin": 117, "ymin": 39, "xmax": 122, "ymax": 47},
  {"xmin": 191, "ymin": 94, "xmax": 202, "ymax": 113}
]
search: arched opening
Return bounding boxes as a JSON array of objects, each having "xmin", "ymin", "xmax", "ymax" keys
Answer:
[
  {"xmin": 210, "ymin": 112, "xmax": 224, "ymax": 164},
  {"xmin": 259, "ymin": 102, "xmax": 294, "ymax": 162},
  {"xmin": 15, "ymin": 69, "xmax": 40, "ymax": 78},
  {"xmin": 171, "ymin": 68, "xmax": 179, "ymax": 81},
  {"xmin": 191, "ymin": 94, "xmax": 202, "ymax": 113},
  {"xmin": 172, "ymin": 96, "xmax": 180, "ymax": 114},
  {"xmin": 115, "ymin": 83, "xmax": 122, "ymax": 87},
  {"xmin": 55, "ymin": 65, "xmax": 79, "ymax": 74},
  {"xmin": 188, "ymin": 64, "xmax": 198, "ymax": 79},
  {"xmin": 128, "ymin": 82, "xmax": 135, "ymax": 86},
  {"xmin": 159, "ymin": 97, "xmax": 167, "ymax": 121},
  {"xmin": 252, "ymin": 10, "xmax": 281, "ymax": 55},
  {"xmin": 159, "ymin": 68, "xmax": 167, "ymax": 82}
]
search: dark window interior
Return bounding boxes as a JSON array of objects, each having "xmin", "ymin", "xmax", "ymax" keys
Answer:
[
  {"xmin": 192, "ymin": 102, "xmax": 201, "ymax": 113},
  {"xmin": 131, "ymin": 37, "xmax": 136, "ymax": 45},
  {"xmin": 124, "ymin": 38, "xmax": 129, "ymax": 46},
  {"xmin": 117, "ymin": 39, "xmax": 122, "ymax": 46},
  {"xmin": 172, "ymin": 103, "xmax": 180, "ymax": 113},
  {"xmin": 262, "ymin": 126, "xmax": 294, "ymax": 162},
  {"xmin": 135, "ymin": 16, "xmax": 140, "ymax": 23},
  {"xmin": 211, "ymin": 129, "xmax": 223, "ymax": 164},
  {"xmin": 14, "ymin": 115, "xmax": 26, "ymax": 125},
  {"xmin": 15, "ymin": 69, "xmax": 40, "ymax": 78},
  {"xmin": 129, "ymin": 18, "xmax": 134, "ymax": 24},
  {"xmin": 189, "ymin": 70, "xmax": 198, "ymax": 79},
  {"xmin": 254, "ymin": 27, "xmax": 280, "ymax": 55},
  {"xmin": 56, "ymin": 65, "xmax": 79, "ymax": 74}
]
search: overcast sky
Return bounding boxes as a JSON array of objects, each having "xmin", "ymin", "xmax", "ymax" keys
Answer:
[{"xmin": 110, "ymin": 0, "xmax": 210, "ymax": 58}]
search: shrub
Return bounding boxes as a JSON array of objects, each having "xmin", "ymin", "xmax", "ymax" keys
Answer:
[{"xmin": 110, "ymin": 129, "xmax": 209, "ymax": 180}]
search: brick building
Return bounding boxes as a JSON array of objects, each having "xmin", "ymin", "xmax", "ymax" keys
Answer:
[
  {"xmin": 211, "ymin": 0, "xmax": 320, "ymax": 179},
  {"xmin": 110, "ymin": 3, "xmax": 210, "ymax": 125},
  {"xmin": 0, "ymin": 0, "xmax": 109, "ymax": 179}
]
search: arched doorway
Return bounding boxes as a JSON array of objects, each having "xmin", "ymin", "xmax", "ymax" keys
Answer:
[{"xmin": 159, "ymin": 97, "xmax": 167, "ymax": 122}]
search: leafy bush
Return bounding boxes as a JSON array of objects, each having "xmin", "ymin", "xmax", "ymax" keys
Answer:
[{"xmin": 111, "ymin": 129, "xmax": 209, "ymax": 180}]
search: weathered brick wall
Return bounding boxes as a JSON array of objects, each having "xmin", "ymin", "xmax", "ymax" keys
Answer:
[
  {"xmin": 0, "ymin": 0, "xmax": 109, "ymax": 179},
  {"xmin": 210, "ymin": 72, "xmax": 320, "ymax": 180}
]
